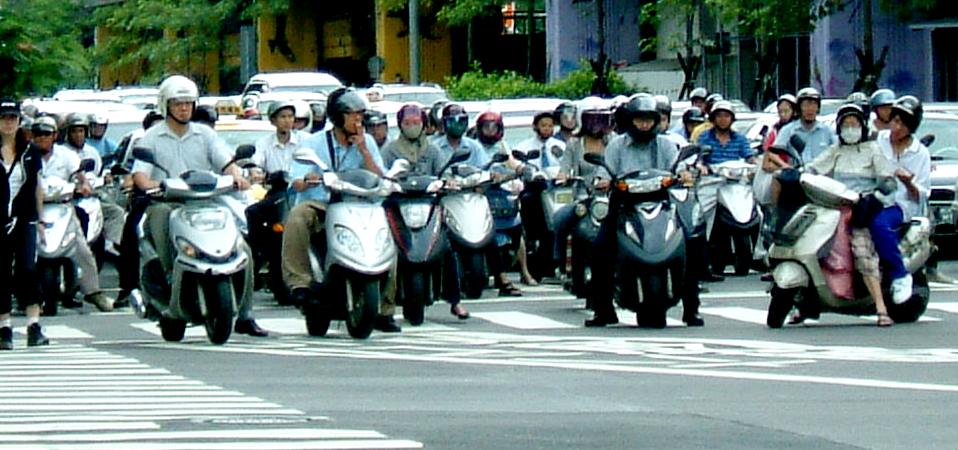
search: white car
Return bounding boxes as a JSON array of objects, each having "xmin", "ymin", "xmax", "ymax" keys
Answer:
[{"xmin": 242, "ymin": 71, "xmax": 342, "ymax": 96}]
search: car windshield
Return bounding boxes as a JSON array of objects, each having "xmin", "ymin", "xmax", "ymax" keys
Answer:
[
  {"xmin": 217, "ymin": 129, "xmax": 274, "ymax": 149},
  {"xmin": 919, "ymin": 118, "xmax": 958, "ymax": 161},
  {"xmin": 383, "ymin": 92, "xmax": 447, "ymax": 104}
]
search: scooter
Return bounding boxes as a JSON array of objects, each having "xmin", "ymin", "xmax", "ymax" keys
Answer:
[
  {"xmin": 520, "ymin": 148, "xmax": 573, "ymax": 282},
  {"xmin": 36, "ymin": 163, "xmax": 92, "ymax": 317},
  {"xmin": 584, "ymin": 153, "xmax": 691, "ymax": 328},
  {"xmin": 440, "ymin": 159, "xmax": 499, "ymax": 299},
  {"xmin": 567, "ymin": 182, "xmax": 608, "ymax": 300},
  {"xmin": 766, "ymin": 171, "xmax": 931, "ymax": 327},
  {"xmin": 704, "ymin": 159, "xmax": 762, "ymax": 276},
  {"xmin": 385, "ymin": 150, "xmax": 485, "ymax": 325},
  {"xmin": 75, "ymin": 166, "xmax": 106, "ymax": 269},
  {"xmin": 132, "ymin": 146, "xmax": 253, "ymax": 345},
  {"xmin": 293, "ymin": 151, "xmax": 399, "ymax": 339},
  {"xmin": 485, "ymin": 153, "xmax": 528, "ymax": 279}
]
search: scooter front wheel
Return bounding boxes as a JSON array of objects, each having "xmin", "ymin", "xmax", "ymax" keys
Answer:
[
  {"xmin": 887, "ymin": 270, "xmax": 929, "ymax": 324},
  {"xmin": 402, "ymin": 269, "xmax": 428, "ymax": 326},
  {"xmin": 346, "ymin": 276, "xmax": 379, "ymax": 339},
  {"xmin": 732, "ymin": 233, "xmax": 753, "ymax": 276},
  {"xmin": 159, "ymin": 317, "xmax": 187, "ymax": 342},
  {"xmin": 767, "ymin": 286, "xmax": 798, "ymax": 328},
  {"xmin": 201, "ymin": 275, "xmax": 235, "ymax": 345},
  {"xmin": 459, "ymin": 250, "xmax": 487, "ymax": 299}
]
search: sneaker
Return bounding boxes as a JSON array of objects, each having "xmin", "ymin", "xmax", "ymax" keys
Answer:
[
  {"xmin": 27, "ymin": 323, "xmax": 49, "ymax": 347},
  {"xmin": 0, "ymin": 327, "xmax": 12, "ymax": 350},
  {"xmin": 373, "ymin": 315, "xmax": 402, "ymax": 332},
  {"xmin": 891, "ymin": 274, "xmax": 913, "ymax": 304},
  {"xmin": 84, "ymin": 292, "xmax": 114, "ymax": 312}
]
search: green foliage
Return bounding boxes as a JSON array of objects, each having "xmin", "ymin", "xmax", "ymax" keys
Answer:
[
  {"xmin": 444, "ymin": 61, "xmax": 634, "ymax": 100},
  {"xmin": 377, "ymin": 0, "xmax": 508, "ymax": 27},
  {"xmin": 0, "ymin": 0, "xmax": 93, "ymax": 96}
]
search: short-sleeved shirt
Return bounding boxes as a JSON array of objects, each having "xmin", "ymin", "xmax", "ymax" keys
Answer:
[
  {"xmin": 63, "ymin": 142, "xmax": 103, "ymax": 175},
  {"xmin": 434, "ymin": 136, "xmax": 490, "ymax": 169},
  {"xmin": 289, "ymin": 130, "xmax": 384, "ymax": 204},
  {"xmin": 599, "ymin": 134, "xmax": 679, "ymax": 178},
  {"xmin": 132, "ymin": 122, "xmax": 233, "ymax": 182},
  {"xmin": 252, "ymin": 131, "xmax": 303, "ymax": 174},
  {"xmin": 515, "ymin": 136, "xmax": 565, "ymax": 169},
  {"xmin": 41, "ymin": 146, "xmax": 81, "ymax": 180},
  {"xmin": 381, "ymin": 137, "xmax": 444, "ymax": 176},
  {"xmin": 88, "ymin": 137, "xmax": 117, "ymax": 159},
  {"xmin": 876, "ymin": 130, "xmax": 931, "ymax": 218},
  {"xmin": 560, "ymin": 137, "xmax": 608, "ymax": 186},
  {"xmin": 773, "ymin": 119, "xmax": 838, "ymax": 162},
  {"xmin": 807, "ymin": 141, "xmax": 896, "ymax": 193},
  {"xmin": 698, "ymin": 128, "xmax": 752, "ymax": 165}
]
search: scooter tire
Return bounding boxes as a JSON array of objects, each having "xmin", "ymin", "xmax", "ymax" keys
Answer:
[
  {"xmin": 159, "ymin": 317, "xmax": 187, "ymax": 342},
  {"xmin": 304, "ymin": 301, "xmax": 331, "ymax": 337},
  {"xmin": 39, "ymin": 260, "xmax": 60, "ymax": 317},
  {"xmin": 402, "ymin": 270, "xmax": 428, "ymax": 326},
  {"xmin": 732, "ymin": 233, "xmax": 753, "ymax": 277},
  {"xmin": 637, "ymin": 270, "xmax": 668, "ymax": 329},
  {"xmin": 201, "ymin": 275, "xmax": 235, "ymax": 345},
  {"xmin": 767, "ymin": 286, "xmax": 798, "ymax": 328},
  {"xmin": 569, "ymin": 237, "xmax": 588, "ymax": 299},
  {"xmin": 887, "ymin": 270, "xmax": 930, "ymax": 324},
  {"xmin": 460, "ymin": 251, "xmax": 487, "ymax": 300},
  {"xmin": 345, "ymin": 277, "xmax": 379, "ymax": 339}
]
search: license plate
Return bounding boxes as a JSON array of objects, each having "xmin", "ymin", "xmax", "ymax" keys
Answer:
[{"xmin": 554, "ymin": 191, "xmax": 574, "ymax": 204}]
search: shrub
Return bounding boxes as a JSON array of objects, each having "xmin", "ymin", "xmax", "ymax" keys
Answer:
[{"xmin": 445, "ymin": 61, "xmax": 636, "ymax": 101}]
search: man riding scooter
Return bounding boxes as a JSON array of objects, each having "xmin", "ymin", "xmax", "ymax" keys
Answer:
[{"xmin": 132, "ymin": 75, "xmax": 266, "ymax": 337}]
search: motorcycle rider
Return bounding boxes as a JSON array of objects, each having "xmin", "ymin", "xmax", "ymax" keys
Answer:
[
  {"xmin": 869, "ymin": 88, "xmax": 896, "ymax": 136},
  {"xmin": 246, "ymin": 101, "xmax": 302, "ymax": 306},
  {"xmin": 584, "ymin": 94, "xmax": 688, "ymax": 327},
  {"xmin": 678, "ymin": 107, "xmax": 706, "ymax": 141},
  {"xmin": 655, "ymin": 95, "xmax": 688, "ymax": 147},
  {"xmin": 435, "ymin": 103, "xmax": 489, "ymax": 168},
  {"xmin": 282, "ymin": 88, "xmax": 401, "ymax": 332},
  {"xmin": 553, "ymin": 101, "xmax": 578, "ymax": 143},
  {"xmin": 131, "ymin": 75, "xmax": 266, "ymax": 337},
  {"xmin": 87, "ymin": 114, "xmax": 117, "ymax": 160},
  {"xmin": 35, "ymin": 116, "xmax": 114, "ymax": 313},
  {"xmin": 291, "ymin": 100, "xmax": 312, "ymax": 133},
  {"xmin": 426, "ymin": 100, "xmax": 447, "ymax": 141},
  {"xmin": 1, "ymin": 100, "xmax": 48, "ymax": 349},
  {"xmin": 874, "ymin": 95, "xmax": 930, "ymax": 304},
  {"xmin": 61, "ymin": 114, "xmax": 102, "ymax": 174},
  {"xmin": 801, "ymin": 103, "xmax": 899, "ymax": 326},
  {"xmin": 689, "ymin": 93, "xmax": 724, "ymax": 143},
  {"xmin": 689, "ymin": 87, "xmax": 709, "ymax": 111},
  {"xmin": 364, "ymin": 110, "xmax": 390, "ymax": 148},
  {"xmin": 762, "ymin": 94, "xmax": 799, "ymax": 152},
  {"xmin": 773, "ymin": 87, "xmax": 838, "ymax": 162},
  {"xmin": 309, "ymin": 102, "xmax": 328, "ymax": 134},
  {"xmin": 191, "ymin": 104, "xmax": 219, "ymax": 128}
]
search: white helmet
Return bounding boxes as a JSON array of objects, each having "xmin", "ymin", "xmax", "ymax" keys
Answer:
[
  {"xmin": 157, "ymin": 75, "xmax": 199, "ymax": 117},
  {"xmin": 291, "ymin": 100, "xmax": 312, "ymax": 129}
]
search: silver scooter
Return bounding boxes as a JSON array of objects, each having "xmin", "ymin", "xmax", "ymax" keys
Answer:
[
  {"xmin": 703, "ymin": 159, "xmax": 762, "ymax": 276},
  {"xmin": 36, "ymin": 164, "xmax": 91, "ymax": 316},
  {"xmin": 293, "ymin": 150, "xmax": 399, "ymax": 339},
  {"xmin": 132, "ymin": 147, "xmax": 253, "ymax": 345},
  {"xmin": 440, "ymin": 159, "xmax": 499, "ymax": 299}
]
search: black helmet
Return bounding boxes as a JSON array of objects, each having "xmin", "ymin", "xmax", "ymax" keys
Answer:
[
  {"xmin": 428, "ymin": 100, "xmax": 447, "ymax": 130},
  {"xmin": 891, "ymin": 95, "xmax": 923, "ymax": 134},
  {"xmin": 869, "ymin": 88, "xmax": 896, "ymax": 108},
  {"xmin": 192, "ymin": 104, "xmax": 219, "ymax": 126},
  {"xmin": 796, "ymin": 87, "xmax": 822, "ymax": 107},
  {"xmin": 653, "ymin": 94, "xmax": 672, "ymax": 116},
  {"xmin": 326, "ymin": 88, "xmax": 367, "ymax": 128},
  {"xmin": 625, "ymin": 93, "xmax": 659, "ymax": 143},
  {"xmin": 682, "ymin": 106, "xmax": 706, "ymax": 124},
  {"xmin": 835, "ymin": 103, "xmax": 868, "ymax": 144},
  {"xmin": 689, "ymin": 87, "xmax": 709, "ymax": 102},
  {"xmin": 708, "ymin": 100, "xmax": 736, "ymax": 122},
  {"xmin": 363, "ymin": 110, "xmax": 388, "ymax": 127},
  {"xmin": 441, "ymin": 103, "xmax": 469, "ymax": 138},
  {"xmin": 142, "ymin": 110, "xmax": 164, "ymax": 130}
]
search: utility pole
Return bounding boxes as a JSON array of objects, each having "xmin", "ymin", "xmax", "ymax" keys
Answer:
[{"xmin": 409, "ymin": 0, "xmax": 420, "ymax": 84}]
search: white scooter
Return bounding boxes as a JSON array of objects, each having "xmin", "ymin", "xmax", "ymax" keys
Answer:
[
  {"xmin": 132, "ymin": 147, "xmax": 253, "ymax": 345},
  {"xmin": 440, "ymin": 159, "xmax": 499, "ymax": 299},
  {"xmin": 703, "ymin": 159, "xmax": 762, "ymax": 276},
  {"xmin": 293, "ymin": 150, "xmax": 399, "ymax": 339}
]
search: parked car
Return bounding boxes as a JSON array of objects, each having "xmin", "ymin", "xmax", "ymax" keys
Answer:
[
  {"xmin": 361, "ymin": 83, "xmax": 448, "ymax": 105},
  {"xmin": 241, "ymin": 71, "xmax": 342, "ymax": 97},
  {"xmin": 215, "ymin": 119, "xmax": 276, "ymax": 149},
  {"xmin": 915, "ymin": 113, "xmax": 958, "ymax": 242}
]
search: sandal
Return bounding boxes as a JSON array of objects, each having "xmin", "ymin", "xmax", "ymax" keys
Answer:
[
  {"xmin": 877, "ymin": 313, "xmax": 894, "ymax": 327},
  {"xmin": 497, "ymin": 281, "xmax": 523, "ymax": 297},
  {"xmin": 521, "ymin": 276, "xmax": 538, "ymax": 286}
]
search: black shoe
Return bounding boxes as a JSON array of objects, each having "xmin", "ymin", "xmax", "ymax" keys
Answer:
[
  {"xmin": 683, "ymin": 313, "xmax": 705, "ymax": 327},
  {"xmin": 62, "ymin": 298, "xmax": 83, "ymax": 309},
  {"xmin": 584, "ymin": 312, "xmax": 619, "ymax": 327},
  {"xmin": 373, "ymin": 315, "xmax": 402, "ymax": 332},
  {"xmin": 0, "ymin": 327, "xmax": 12, "ymax": 350},
  {"xmin": 450, "ymin": 304, "xmax": 470, "ymax": 320},
  {"xmin": 760, "ymin": 273, "xmax": 774, "ymax": 282},
  {"xmin": 113, "ymin": 289, "xmax": 134, "ymax": 309},
  {"xmin": 234, "ymin": 319, "xmax": 269, "ymax": 337},
  {"xmin": 702, "ymin": 272, "xmax": 725, "ymax": 283},
  {"xmin": 27, "ymin": 323, "xmax": 49, "ymax": 347}
]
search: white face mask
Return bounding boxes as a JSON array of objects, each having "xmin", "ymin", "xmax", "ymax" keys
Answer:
[
  {"xmin": 401, "ymin": 123, "xmax": 423, "ymax": 140},
  {"xmin": 841, "ymin": 127, "xmax": 862, "ymax": 144}
]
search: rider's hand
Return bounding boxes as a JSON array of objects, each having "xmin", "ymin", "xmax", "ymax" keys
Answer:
[
  {"xmin": 233, "ymin": 174, "xmax": 251, "ymax": 191},
  {"xmin": 104, "ymin": 173, "xmax": 113, "ymax": 185},
  {"xmin": 895, "ymin": 168, "xmax": 914, "ymax": 183},
  {"xmin": 349, "ymin": 131, "xmax": 368, "ymax": 154},
  {"xmin": 678, "ymin": 170, "xmax": 696, "ymax": 187},
  {"xmin": 595, "ymin": 179, "xmax": 611, "ymax": 191},
  {"xmin": 556, "ymin": 172, "xmax": 569, "ymax": 182},
  {"xmin": 76, "ymin": 183, "xmax": 93, "ymax": 197}
]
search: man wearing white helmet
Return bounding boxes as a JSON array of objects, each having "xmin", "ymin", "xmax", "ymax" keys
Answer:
[
  {"xmin": 87, "ymin": 114, "xmax": 117, "ymax": 160},
  {"xmin": 132, "ymin": 75, "xmax": 267, "ymax": 337}
]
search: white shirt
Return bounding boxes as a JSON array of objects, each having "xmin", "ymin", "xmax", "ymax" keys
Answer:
[
  {"xmin": 252, "ymin": 131, "xmax": 302, "ymax": 174},
  {"xmin": 515, "ymin": 136, "xmax": 566, "ymax": 170},
  {"xmin": 63, "ymin": 142, "xmax": 103, "ymax": 175},
  {"xmin": 876, "ymin": 129, "xmax": 931, "ymax": 218},
  {"xmin": 41, "ymin": 145, "xmax": 81, "ymax": 180}
]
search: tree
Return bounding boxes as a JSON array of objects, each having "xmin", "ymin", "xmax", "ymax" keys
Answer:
[
  {"xmin": 640, "ymin": 0, "xmax": 707, "ymax": 100},
  {"xmin": 0, "ymin": 0, "xmax": 92, "ymax": 96}
]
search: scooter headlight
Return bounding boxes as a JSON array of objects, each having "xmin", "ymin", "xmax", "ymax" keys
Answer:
[
  {"xmin": 375, "ymin": 228, "xmax": 391, "ymax": 254},
  {"xmin": 176, "ymin": 237, "xmax": 199, "ymax": 259},
  {"xmin": 445, "ymin": 214, "xmax": 462, "ymax": 235},
  {"xmin": 400, "ymin": 204, "xmax": 430, "ymax": 229},
  {"xmin": 590, "ymin": 201, "xmax": 609, "ymax": 221},
  {"xmin": 574, "ymin": 203, "xmax": 588, "ymax": 218},
  {"xmin": 334, "ymin": 225, "xmax": 364, "ymax": 257},
  {"xmin": 183, "ymin": 209, "xmax": 228, "ymax": 232}
]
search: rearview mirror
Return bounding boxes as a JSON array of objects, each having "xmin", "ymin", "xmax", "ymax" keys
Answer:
[
  {"xmin": 583, "ymin": 153, "xmax": 605, "ymax": 166},
  {"xmin": 789, "ymin": 134, "xmax": 806, "ymax": 154},
  {"xmin": 131, "ymin": 147, "xmax": 156, "ymax": 165},
  {"xmin": 234, "ymin": 144, "xmax": 256, "ymax": 160},
  {"xmin": 920, "ymin": 134, "xmax": 935, "ymax": 147},
  {"xmin": 78, "ymin": 158, "xmax": 96, "ymax": 173},
  {"xmin": 491, "ymin": 152, "xmax": 509, "ymax": 164}
]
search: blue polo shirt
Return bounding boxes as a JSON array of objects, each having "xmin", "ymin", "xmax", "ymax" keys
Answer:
[
  {"xmin": 773, "ymin": 119, "xmax": 838, "ymax": 162},
  {"xmin": 289, "ymin": 130, "xmax": 384, "ymax": 205},
  {"xmin": 698, "ymin": 128, "xmax": 752, "ymax": 164}
]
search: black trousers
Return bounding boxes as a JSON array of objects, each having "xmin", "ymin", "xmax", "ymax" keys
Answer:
[
  {"xmin": 0, "ymin": 219, "xmax": 40, "ymax": 315},
  {"xmin": 245, "ymin": 191, "xmax": 290, "ymax": 301},
  {"xmin": 118, "ymin": 195, "xmax": 151, "ymax": 292}
]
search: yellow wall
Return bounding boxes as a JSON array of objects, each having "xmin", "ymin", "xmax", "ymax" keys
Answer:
[
  {"xmin": 375, "ymin": 8, "xmax": 452, "ymax": 84},
  {"xmin": 256, "ymin": 13, "xmax": 320, "ymax": 72}
]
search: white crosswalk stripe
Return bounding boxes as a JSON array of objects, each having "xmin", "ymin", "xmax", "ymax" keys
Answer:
[{"xmin": 0, "ymin": 345, "xmax": 421, "ymax": 449}]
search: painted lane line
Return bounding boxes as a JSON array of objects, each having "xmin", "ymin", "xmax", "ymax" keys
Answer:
[
  {"xmin": 469, "ymin": 311, "xmax": 576, "ymax": 329},
  {"xmin": 0, "ymin": 364, "xmax": 152, "ymax": 370},
  {"xmin": 927, "ymin": 302, "xmax": 958, "ymax": 314},
  {"xmin": 0, "ymin": 359, "xmax": 143, "ymax": 366},
  {"xmin": 8, "ymin": 391, "xmax": 246, "ymax": 397},
  {"xmin": 0, "ymin": 402, "xmax": 287, "ymax": 411},
  {"xmin": 0, "ymin": 428, "xmax": 386, "ymax": 442},
  {"xmin": 11, "ymin": 325, "xmax": 93, "ymax": 339},
  {"xmin": 0, "ymin": 369, "xmax": 171, "ymax": 376},
  {"xmin": 697, "ymin": 307, "xmax": 769, "ymax": 325},
  {"xmin": 0, "ymin": 440, "xmax": 424, "ymax": 450},
  {"xmin": 0, "ymin": 422, "xmax": 160, "ymax": 433},
  {"xmin": 129, "ymin": 322, "xmax": 208, "ymax": 338},
  {"xmin": 0, "ymin": 379, "xmax": 202, "ymax": 386},
  {"xmin": 0, "ymin": 409, "xmax": 305, "ymax": 420},
  {"xmin": 2, "ymin": 397, "xmax": 271, "ymax": 405}
]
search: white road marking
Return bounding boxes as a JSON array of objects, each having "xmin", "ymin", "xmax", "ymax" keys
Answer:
[
  {"xmin": 12, "ymin": 325, "xmax": 92, "ymax": 339},
  {"xmin": 129, "ymin": 322, "xmax": 208, "ymax": 338},
  {"xmin": 0, "ymin": 422, "xmax": 160, "ymax": 433},
  {"xmin": 698, "ymin": 307, "xmax": 769, "ymax": 325},
  {"xmin": 927, "ymin": 302, "xmax": 958, "ymax": 314},
  {"xmin": 470, "ymin": 311, "xmax": 576, "ymax": 329},
  {"xmin": 0, "ymin": 428, "xmax": 385, "ymax": 442},
  {"xmin": 0, "ymin": 440, "xmax": 424, "ymax": 450}
]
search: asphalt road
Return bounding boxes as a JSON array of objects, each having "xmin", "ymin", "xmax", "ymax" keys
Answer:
[{"xmin": 5, "ymin": 263, "xmax": 958, "ymax": 449}]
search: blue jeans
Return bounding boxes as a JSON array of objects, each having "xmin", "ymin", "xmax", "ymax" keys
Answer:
[{"xmin": 869, "ymin": 205, "xmax": 907, "ymax": 280}]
